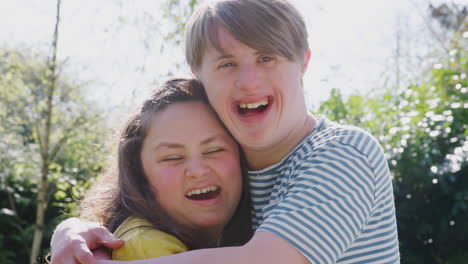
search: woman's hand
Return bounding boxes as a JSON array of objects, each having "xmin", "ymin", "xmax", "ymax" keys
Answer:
[{"xmin": 50, "ymin": 217, "xmax": 124, "ymax": 264}]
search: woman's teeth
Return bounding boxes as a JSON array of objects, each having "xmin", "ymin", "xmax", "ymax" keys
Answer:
[{"xmin": 185, "ymin": 185, "xmax": 218, "ymax": 197}]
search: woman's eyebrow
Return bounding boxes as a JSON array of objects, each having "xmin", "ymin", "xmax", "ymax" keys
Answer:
[
  {"xmin": 201, "ymin": 134, "xmax": 224, "ymax": 145},
  {"xmin": 154, "ymin": 142, "xmax": 184, "ymax": 151}
]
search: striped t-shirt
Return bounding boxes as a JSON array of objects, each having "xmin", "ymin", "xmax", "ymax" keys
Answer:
[{"xmin": 249, "ymin": 116, "xmax": 400, "ymax": 263}]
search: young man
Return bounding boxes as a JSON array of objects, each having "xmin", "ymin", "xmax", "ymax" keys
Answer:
[{"xmin": 51, "ymin": 0, "xmax": 400, "ymax": 263}]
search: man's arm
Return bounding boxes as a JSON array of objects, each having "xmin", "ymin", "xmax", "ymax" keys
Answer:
[
  {"xmin": 50, "ymin": 218, "xmax": 124, "ymax": 264},
  {"xmin": 50, "ymin": 219, "xmax": 309, "ymax": 264},
  {"xmin": 98, "ymin": 231, "xmax": 310, "ymax": 264}
]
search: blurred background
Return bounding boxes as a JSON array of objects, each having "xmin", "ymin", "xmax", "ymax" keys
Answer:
[{"xmin": 0, "ymin": 0, "xmax": 466, "ymax": 263}]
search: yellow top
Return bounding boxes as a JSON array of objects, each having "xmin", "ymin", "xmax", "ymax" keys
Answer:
[{"xmin": 112, "ymin": 217, "xmax": 188, "ymax": 260}]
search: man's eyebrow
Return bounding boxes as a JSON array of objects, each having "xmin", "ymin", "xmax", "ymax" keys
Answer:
[
  {"xmin": 213, "ymin": 51, "xmax": 270, "ymax": 62},
  {"xmin": 154, "ymin": 142, "xmax": 184, "ymax": 151},
  {"xmin": 214, "ymin": 54, "xmax": 233, "ymax": 61}
]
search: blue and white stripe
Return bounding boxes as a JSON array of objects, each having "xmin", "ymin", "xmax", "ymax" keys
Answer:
[{"xmin": 249, "ymin": 116, "xmax": 400, "ymax": 263}]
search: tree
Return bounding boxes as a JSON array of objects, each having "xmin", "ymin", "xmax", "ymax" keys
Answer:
[
  {"xmin": 385, "ymin": 1, "xmax": 467, "ymax": 93},
  {"xmin": 29, "ymin": 0, "xmax": 62, "ymax": 262},
  {"xmin": 0, "ymin": 49, "xmax": 109, "ymax": 263},
  {"xmin": 0, "ymin": 41, "xmax": 109, "ymax": 264}
]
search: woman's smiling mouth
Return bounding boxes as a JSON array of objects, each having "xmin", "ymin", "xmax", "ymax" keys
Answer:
[{"xmin": 185, "ymin": 185, "xmax": 221, "ymax": 201}]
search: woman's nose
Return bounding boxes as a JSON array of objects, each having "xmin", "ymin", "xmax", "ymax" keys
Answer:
[{"xmin": 184, "ymin": 158, "xmax": 210, "ymax": 179}]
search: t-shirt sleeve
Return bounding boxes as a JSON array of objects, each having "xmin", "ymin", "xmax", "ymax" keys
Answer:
[
  {"xmin": 257, "ymin": 142, "xmax": 377, "ymax": 263},
  {"xmin": 112, "ymin": 228, "xmax": 188, "ymax": 260}
]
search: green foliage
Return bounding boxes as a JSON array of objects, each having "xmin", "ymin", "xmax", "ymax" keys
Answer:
[
  {"xmin": 318, "ymin": 36, "xmax": 468, "ymax": 263},
  {"xmin": 162, "ymin": 0, "xmax": 199, "ymax": 45},
  {"xmin": 0, "ymin": 49, "xmax": 110, "ymax": 262}
]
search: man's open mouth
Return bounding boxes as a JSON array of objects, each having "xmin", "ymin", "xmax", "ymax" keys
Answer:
[{"xmin": 237, "ymin": 97, "xmax": 271, "ymax": 116}]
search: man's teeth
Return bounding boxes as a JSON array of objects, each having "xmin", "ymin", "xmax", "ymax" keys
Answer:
[
  {"xmin": 239, "ymin": 100, "xmax": 268, "ymax": 109},
  {"xmin": 186, "ymin": 186, "xmax": 218, "ymax": 197}
]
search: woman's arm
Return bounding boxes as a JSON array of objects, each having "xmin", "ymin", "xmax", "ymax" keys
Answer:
[{"xmin": 97, "ymin": 231, "xmax": 311, "ymax": 264}]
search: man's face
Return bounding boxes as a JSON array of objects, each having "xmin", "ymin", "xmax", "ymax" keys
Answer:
[{"xmin": 194, "ymin": 25, "xmax": 311, "ymax": 152}]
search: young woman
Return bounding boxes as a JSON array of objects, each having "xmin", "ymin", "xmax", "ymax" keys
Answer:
[{"xmin": 78, "ymin": 77, "xmax": 252, "ymax": 260}]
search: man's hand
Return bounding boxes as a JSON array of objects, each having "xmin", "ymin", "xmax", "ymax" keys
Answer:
[{"xmin": 50, "ymin": 218, "xmax": 124, "ymax": 264}]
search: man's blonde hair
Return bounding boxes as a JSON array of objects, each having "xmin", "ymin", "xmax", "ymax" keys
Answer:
[{"xmin": 185, "ymin": 0, "xmax": 309, "ymax": 70}]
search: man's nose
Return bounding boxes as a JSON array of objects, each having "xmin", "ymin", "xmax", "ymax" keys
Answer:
[{"xmin": 235, "ymin": 64, "xmax": 261, "ymax": 94}]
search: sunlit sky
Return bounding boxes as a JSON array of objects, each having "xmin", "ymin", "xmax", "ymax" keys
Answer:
[{"xmin": 0, "ymin": 0, "xmax": 452, "ymax": 123}]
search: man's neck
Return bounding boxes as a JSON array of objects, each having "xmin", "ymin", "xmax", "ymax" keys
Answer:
[{"xmin": 244, "ymin": 114, "xmax": 318, "ymax": 171}]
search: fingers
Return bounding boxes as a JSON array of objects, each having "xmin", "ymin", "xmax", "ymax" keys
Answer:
[
  {"xmin": 50, "ymin": 258, "xmax": 80, "ymax": 264},
  {"xmin": 50, "ymin": 255, "xmax": 80, "ymax": 264},
  {"xmin": 90, "ymin": 226, "xmax": 124, "ymax": 249},
  {"xmin": 49, "ymin": 218, "xmax": 123, "ymax": 264},
  {"xmin": 97, "ymin": 261, "xmax": 133, "ymax": 264},
  {"xmin": 96, "ymin": 261, "xmax": 114, "ymax": 264},
  {"xmin": 99, "ymin": 238, "xmax": 125, "ymax": 249},
  {"xmin": 50, "ymin": 218, "xmax": 98, "ymax": 264},
  {"xmin": 93, "ymin": 247, "xmax": 112, "ymax": 260},
  {"xmin": 51, "ymin": 237, "xmax": 96, "ymax": 264},
  {"xmin": 74, "ymin": 242, "xmax": 98, "ymax": 264}
]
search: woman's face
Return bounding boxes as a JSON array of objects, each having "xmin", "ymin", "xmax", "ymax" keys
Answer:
[{"xmin": 140, "ymin": 101, "xmax": 243, "ymax": 237}]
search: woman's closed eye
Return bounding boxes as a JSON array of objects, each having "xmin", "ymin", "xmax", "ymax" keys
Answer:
[
  {"xmin": 161, "ymin": 155, "xmax": 183, "ymax": 162},
  {"xmin": 204, "ymin": 147, "xmax": 224, "ymax": 155}
]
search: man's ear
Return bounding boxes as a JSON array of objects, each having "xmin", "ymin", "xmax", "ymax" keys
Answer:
[
  {"xmin": 191, "ymin": 67, "xmax": 199, "ymax": 78},
  {"xmin": 301, "ymin": 49, "xmax": 311, "ymax": 74}
]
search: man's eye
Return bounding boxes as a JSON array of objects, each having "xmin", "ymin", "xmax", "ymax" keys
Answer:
[
  {"xmin": 220, "ymin": 62, "xmax": 234, "ymax": 68},
  {"xmin": 260, "ymin": 56, "xmax": 272, "ymax": 62}
]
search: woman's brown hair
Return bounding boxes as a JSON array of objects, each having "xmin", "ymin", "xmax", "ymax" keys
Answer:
[{"xmin": 79, "ymin": 77, "xmax": 252, "ymax": 249}]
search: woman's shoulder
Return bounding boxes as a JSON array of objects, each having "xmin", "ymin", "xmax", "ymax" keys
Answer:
[
  {"xmin": 112, "ymin": 217, "xmax": 188, "ymax": 260},
  {"xmin": 114, "ymin": 217, "xmax": 152, "ymax": 238}
]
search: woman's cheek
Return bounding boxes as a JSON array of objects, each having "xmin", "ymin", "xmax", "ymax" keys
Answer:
[{"xmin": 149, "ymin": 165, "xmax": 184, "ymax": 190}]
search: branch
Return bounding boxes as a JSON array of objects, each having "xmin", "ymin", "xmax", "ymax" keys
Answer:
[
  {"xmin": 30, "ymin": 1, "xmax": 62, "ymax": 263},
  {"xmin": 49, "ymin": 115, "xmax": 85, "ymax": 162},
  {"xmin": 4, "ymin": 179, "xmax": 27, "ymax": 233},
  {"xmin": 410, "ymin": 0, "xmax": 450, "ymax": 54},
  {"xmin": 33, "ymin": 123, "xmax": 45, "ymax": 159},
  {"xmin": 45, "ymin": 180, "xmax": 57, "ymax": 209},
  {"xmin": 43, "ymin": 0, "xmax": 61, "ymax": 162}
]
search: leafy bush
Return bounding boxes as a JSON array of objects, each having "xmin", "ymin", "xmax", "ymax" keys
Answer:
[{"xmin": 318, "ymin": 36, "xmax": 468, "ymax": 263}]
